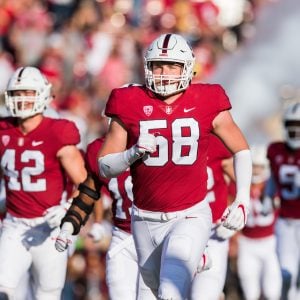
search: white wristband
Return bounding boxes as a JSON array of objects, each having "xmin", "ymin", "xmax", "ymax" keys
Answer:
[
  {"xmin": 99, "ymin": 146, "xmax": 141, "ymax": 178},
  {"xmin": 233, "ymin": 149, "xmax": 252, "ymax": 206}
]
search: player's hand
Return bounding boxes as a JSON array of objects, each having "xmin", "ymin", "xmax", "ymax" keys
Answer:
[
  {"xmin": 88, "ymin": 222, "xmax": 106, "ymax": 242},
  {"xmin": 215, "ymin": 223, "xmax": 237, "ymax": 240},
  {"xmin": 55, "ymin": 222, "xmax": 74, "ymax": 252},
  {"xmin": 135, "ymin": 133, "xmax": 157, "ymax": 156},
  {"xmin": 221, "ymin": 200, "xmax": 248, "ymax": 231},
  {"xmin": 43, "ymin": 201, "xmax": 71, "ymax": 228}
]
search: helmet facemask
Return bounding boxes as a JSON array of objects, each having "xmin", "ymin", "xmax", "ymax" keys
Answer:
[
  {"xmin": 283, "ymin": 103, "xmax": 300, "ymax": 150},
  {"xmin": 5, "ymin": 67, "xmax": 52, "ymax": 119},
  {"xmin": 284, "ymin": 120, "xmax": 300, "ymax": 149},
  {"xmin": 144, "ymin": 33, "xmax": 195, "ymax": 97}
]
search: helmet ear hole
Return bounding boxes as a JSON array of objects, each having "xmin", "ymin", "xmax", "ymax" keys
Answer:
[
  {"xmin": 144, "ymin": 33, "xmax": 195, "ymax": 97},
  {"xmin": 4, "ymin": 67, "xmax": 52, "ymax": 119}
]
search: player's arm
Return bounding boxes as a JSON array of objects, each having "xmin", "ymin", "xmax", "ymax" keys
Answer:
[
  {"xmin": 260, "ymin": 173, "xmax": 279, "ymax": 214},
  {"xmin": 93, "ymin": 193, "xmax": 104, "ymax": 223},
  {"xmin": 57, "ymin": 145, "xmax": 88, "ymax": 188},
  {"xmin": 55, "ymin": 174, "xmax": 102, "ymax": 252},
  {"xmin": 98, "ymin": 117, "xmax": 157, "ymax": 178},
  {"xmin": 215, "ymin": 156, "xmax": 238, "ymax": 240},
  {"xmin": 264, "ymin": 173, "xmax": 277, "ymax": 199},
  {"xmin": 212, "ymin": 110, "xmax": 249, "ymax": 153},
  {"xmin": 87, "ymin": 193, "xmax": 107, "ymax": 242},
  {"xmin": 221, "ymin": 157, "xmax": 234, "ymax": 182},
  {"xmin": 54, "ymin": 145, "xmax": 100, "ymax": 250},
  {"xmin": 62, "ymin": 174, "xmax": 101, "ymax": 233},
  {"xmin": 43, "ymin": 145, "xmax": 88, "ymax": 229},
  {"xmin": 212, "ymin": 110, "xmax": 252, "ymax": 231}
]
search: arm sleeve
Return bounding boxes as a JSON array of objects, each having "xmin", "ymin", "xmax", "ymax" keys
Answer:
[
  {"xmin": 99, "ymin": 145, "xmax": 142, "ymax": 178},
  {"xmin": 233, "ymin": 149, "xmax": 252, "ymax": 206}
]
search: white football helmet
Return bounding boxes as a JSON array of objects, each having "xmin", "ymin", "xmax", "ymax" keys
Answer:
[
  {"xmin": 250, "ymin": 145, "xmax": 270, "ymax": 184},
  {"xmin": 283, "ymin": 102, "xmax": 300, "ymax": 149},
  {"xmin": 5, "ymin": 67, "xmax": 52, "ymax": 119},
  {"xmin": 144, "ymin": 33, "xmax": 195, "ymax": 97}
]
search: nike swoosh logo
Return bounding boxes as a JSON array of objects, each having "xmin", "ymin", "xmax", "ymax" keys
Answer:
[
  {"xmin": 32, "ymin": 141, "xmax": 44, "ymax": 147},
  {"xmin": 184, "ymin": 107, "xmax": 196, "ymax": 113}
]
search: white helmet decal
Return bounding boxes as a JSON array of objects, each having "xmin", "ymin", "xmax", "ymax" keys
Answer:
[{"xmin": 5, "ymin": 66, "xmax": 52, "ymax": 119}]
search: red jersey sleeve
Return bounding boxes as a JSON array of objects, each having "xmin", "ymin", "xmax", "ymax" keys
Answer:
[
  {"xmin": 52, "ymin": 119, "xmax": 80, "ymax": 146},
  {"xmin": 105, "ymin": 88, "xmax": 121, "ymax": 119},
  {"xmin": 85, "ymin": 138, "xmax": 104, "ymax": 176}
]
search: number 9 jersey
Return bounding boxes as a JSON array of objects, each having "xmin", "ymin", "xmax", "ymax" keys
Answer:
[{"xmin": 267, "ymin": 141, "xmax": 300, "ymax": 218}]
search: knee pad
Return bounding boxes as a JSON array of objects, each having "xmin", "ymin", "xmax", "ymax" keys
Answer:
[{"xmin": 281, "ymin": 269, "xmax": 292, "ymax": 300}]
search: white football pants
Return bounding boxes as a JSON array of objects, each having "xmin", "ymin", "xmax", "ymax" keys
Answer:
[
  {"xmin": 190, "ymin": 233, "xmax": 229, "ymax": 300},
  {"xmin": 276, "ymin": 217, "xmax": 300, "ymax": 300},
  {"xmin": 106, "ymin": 227, "xmax": 139, "ymax": 300},
  {"xmin": 237, "ymin": 234, "xmax": 282, "ymax": 300},
  {"xmin": 0, "ymin": 214, "xmax": 68, "ymax": 300},
  {"xmin": 132, "ymin": 199, "xmax": 212, "ymax": 300}
]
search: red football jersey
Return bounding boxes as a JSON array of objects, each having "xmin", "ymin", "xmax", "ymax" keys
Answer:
[
  {"xmin": 267, "ymin": 142, "xmax": 300, "ymax": 219},
  {"xmin": 105, "ymin": 84, "xmax": 231, "ymax": 212},
  {"xmin": 0, "ymin": 117, "xmax": 80, "ymax": 218},
  {"xmin": 85, "ymin": 138, "xmax": 133, "ymax": 233},
  {"xmin": 206, "ymin": 135, "xmax": 232, "ymax": 223}
]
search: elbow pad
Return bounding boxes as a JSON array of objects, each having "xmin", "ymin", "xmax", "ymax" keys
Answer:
[{"xmin": 233, "ymin": 149, "xmax": 252, "ymax": 207}]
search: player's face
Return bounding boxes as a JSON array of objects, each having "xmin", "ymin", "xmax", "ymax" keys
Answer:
[
  {"xmin": 152, "ymin": 62, "xmax": 183, "ymax": 85},
  {"xmin": 11, "ymin": 90, "xmax": 36, "ymax": 110},
  {"xmin": 285, "ymin": 121, "xmax": 300, "ymax": 139}
]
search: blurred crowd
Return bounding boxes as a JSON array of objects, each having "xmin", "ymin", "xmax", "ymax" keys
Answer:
[
  {"xmin": 0, "ymin": 0, "xmax": 279, "ymax": 299},
  {"xmin": 0, "ymin": 0, "xmax": 277, "ymax": 148}
]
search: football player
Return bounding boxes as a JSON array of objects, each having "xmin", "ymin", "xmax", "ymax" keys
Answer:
[
  {"xmin": 237, "ymin": 145, "xmax": 282, "ymax": 300},
  {"xmin": 85, "ymin": 137, "xmax": 139, "ymax": 300},
  {"xmin": 56, "ymin": 115, "xmax": 213, "ymax": 299},
  {"xmin": 0, "ymin": 66, "xmax": 87, "ymax": 300},
  {"xmin": 58, "ymin": 33, "xmax": 252, "ymax": 299},
  {"xmin": 265, "ymin": 102, "xmax": 300, "ymax": 300}
]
